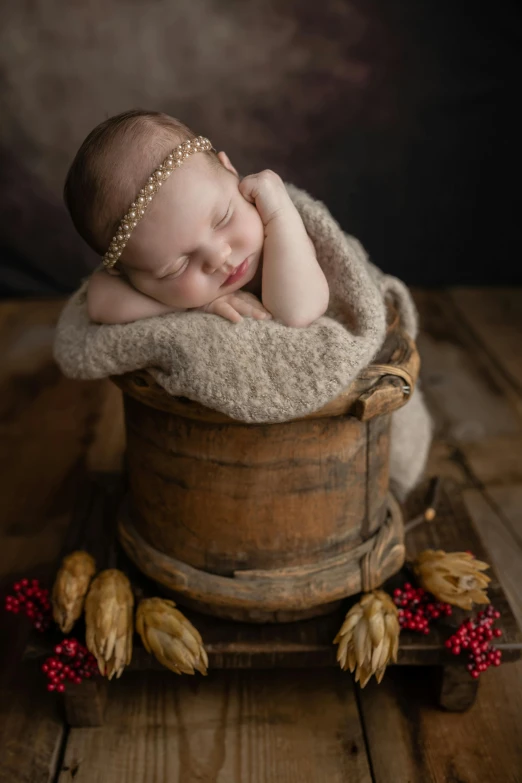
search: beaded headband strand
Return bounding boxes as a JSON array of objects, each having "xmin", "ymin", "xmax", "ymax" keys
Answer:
[{"xmin": 102, "ymin": 136, "xmax": 214, "ymax": 269}]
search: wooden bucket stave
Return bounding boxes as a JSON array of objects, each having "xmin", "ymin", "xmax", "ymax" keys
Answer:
[{"xmin": 114, "ymin": 309, "xmax": 419, "ymax": 622}]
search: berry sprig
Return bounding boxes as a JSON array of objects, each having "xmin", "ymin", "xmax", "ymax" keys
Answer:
[
  {"xmin": 42, "ymin": 637, "xmax": 99, "ymax": 693},
  {"xmin": 4, "ymin": 578, "xmax": 52, "ymax": 632},
  {"xmin": 393, "ymin": 582, "xmax": 453, "ymax": 634},
  {"xmin": 444, "ymin": 605, "xmax": 502, "ymax": 679}
]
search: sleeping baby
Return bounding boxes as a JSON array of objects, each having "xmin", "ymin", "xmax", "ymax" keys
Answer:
[{"xmin": 64, "ymin": 109, "xmax": 329, "ymax": 328}]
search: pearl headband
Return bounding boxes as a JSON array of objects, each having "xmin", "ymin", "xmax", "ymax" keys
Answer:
[{"xmin": 102, "ymin": 136, "xmax": 214, "ymax": 269}]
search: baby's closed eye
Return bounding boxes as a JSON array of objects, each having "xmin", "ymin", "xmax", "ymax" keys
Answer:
[
  {"xmin": 160, "ymin": 258, "xmax": 189, "ymax": 279},
  {"xmin": 215, "ymin": 202, "xmax": 233, "ymax": 229}
]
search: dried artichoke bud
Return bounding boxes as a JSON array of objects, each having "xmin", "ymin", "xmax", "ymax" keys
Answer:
[
  {"xmin": 414, "ymin": 549, "xmax": 490, "ymax": 610},
  {"xmin": 52, "ymin": 550, "xmax": 96, "ymax": 633},
  {"xmin": 136, "ymin": 598, "xmax": 208, "ymax": 676},
  {"xmin": 85, "ymin": 569, "xmax": 134, "ymax": 679},
  {"xmin": 334, "ymin": 590, "xmax": 399, "ymax": 687}
]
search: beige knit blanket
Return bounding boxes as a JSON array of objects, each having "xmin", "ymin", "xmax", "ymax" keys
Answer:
[{"xmin": 54, "ymin": 185, "xmax": 432, "ymax": 496}]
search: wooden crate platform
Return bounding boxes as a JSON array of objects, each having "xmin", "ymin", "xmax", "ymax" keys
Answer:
[{"xmin": 24, "ymin": 474, "xmax": 522, "ymax": 726}]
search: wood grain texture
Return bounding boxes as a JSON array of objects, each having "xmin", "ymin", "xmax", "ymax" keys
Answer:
[
  {"xmin": 58, "ymin": 670, "xmax": 372, "ymax": 783},
  {"xmin": 357, "ymin": 663, "xmax": 522, "ymax": 783},
  {"xmin": 412, "ymin": 290, "xmax": 522, "ymax": 443},
  {"xmin": 449, "ymin": 288, "xmax": 522, "ymax": 395},
  {"xmin": 462, "ymin": 486, "xmax": 522, "ymax": 629},
  {"xmin": 118, "ymin": 489, "xmax": 405, "ymax": 620},
  {"xmin": 38, "ymin": 476, "xmax": 516, "ymax": 676},
  {"xmin": 355, "ymin": 287, "xmax": 522, "ymax": 782},
  {"xmin": 123, "ymin": 397, "xmax": 382, "ymax": 572},
  {"xmin": 114, "ymin": 309, "xmax": 419, "ymax": 620},
  {"xmin": 0, "ymin": 300, "xmax": 123, "ymax": 783},
  {"xmin": 64, "ymin": 680, "xmax": 108, "ymax": 728},
  {"xmin": 438, "ymin": 665, "xmax": 479, "ymax": 712},
  {"xmin": 2, "ymin": 289, "xmax": 522, "ymax": 780}
]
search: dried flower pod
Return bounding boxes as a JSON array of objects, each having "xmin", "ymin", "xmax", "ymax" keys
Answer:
[
  {"xmin": 85, "ymin": 569, "xmax": 134, "ymax": 679},
  {"xmin": 413, "ymin": 549, "xmax": 490, "ymax": 610},
  {"xmin": 52, "ymin": 551, "xmax": 96, "ymax": 633},
  {"xmin": 334, "ymin": 590, "xmax": 399, "ymax": 687},
  {"xmin": 136, "ymin": 598, "xmax": 208, "ymax": 676}
]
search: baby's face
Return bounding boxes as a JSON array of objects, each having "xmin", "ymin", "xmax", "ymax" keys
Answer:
[{"xmin": 119, "ymin": 153, "xmax": 264, "ymax": 309}]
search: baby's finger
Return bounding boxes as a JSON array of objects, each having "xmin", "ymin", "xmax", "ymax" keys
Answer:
[
  {"xmin": 214, "ymin": 301, "xmax": 243, "ymax": 324},
  {"xmin": 249, "ymin": 305, "xmax": 272, "ymax": 320},
  {"xmin": 232, "ymin": 298, "xmax": 272, "ymax": 320},
  {"xmin": 238, "ymin": 174, "xmax": 260, "ymax": 204}
]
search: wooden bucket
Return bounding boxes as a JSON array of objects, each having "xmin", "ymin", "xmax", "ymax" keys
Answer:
[{"xmin": 115, "ymin": 308, "xmax": 419, "ymax": 622}]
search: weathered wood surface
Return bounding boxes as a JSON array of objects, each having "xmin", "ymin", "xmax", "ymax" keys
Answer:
[
  {"xmin": 115, "ymin": 315, "xmax": 416, "ymax": 621},
  {"xmin": 1, "ymin": 289, "xmax": 522, "ymax": 782},
  {"xmin": 121, "ymin": 398, "xmax": 392, "ymax": 576},
  {"xmin": 355, "ymin": 288, "xmax": 522, "ymax": 783},
  {"xmin": 64, "ymin": 680, "xmax": 108, "ymax": 728},
  {"xmin": 0, "ymin": 300, "xmax": 124, "ymax": 783},
  {"xmin": 57, "ymin": 669, "xmax": 373, "ymax": 783},
  {"xmin": 117, "ymin": 486, "xmax": 405, "ymax": 622},
  {"xmin": 27, "ymin": 476, "xmax": 520, "ymax": 671}
]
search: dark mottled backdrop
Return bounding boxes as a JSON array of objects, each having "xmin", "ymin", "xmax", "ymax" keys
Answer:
[{"xmin": 0, "ymin": 0, "xmax": 520, "ymax": 295}]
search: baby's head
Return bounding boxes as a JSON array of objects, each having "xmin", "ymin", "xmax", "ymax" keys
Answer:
[{"xmin": 64, "ymin": 110, "xmax": 264, "ymax": 309}]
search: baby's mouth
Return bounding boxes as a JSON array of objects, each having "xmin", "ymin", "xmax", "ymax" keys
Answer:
[{"xmin": 222, "ymin": 257, "xmax": 249, "ymax": 286}]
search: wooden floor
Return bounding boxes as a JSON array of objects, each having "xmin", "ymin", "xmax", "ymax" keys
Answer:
[{"xmin": 0, "ymin": 289, "xmax": 521, "ymax": 783}]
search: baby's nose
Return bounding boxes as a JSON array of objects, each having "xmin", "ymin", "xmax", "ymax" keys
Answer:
[{"xmin": 204, "ymin": 244, "xmax": 232, "ymax": 273}]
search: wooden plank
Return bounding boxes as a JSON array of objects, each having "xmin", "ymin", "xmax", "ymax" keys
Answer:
[
  {"xmin": 423, "ymin": 440, "xmax": 471, "ymax": 487},
  {"xmin": 462, "ymin": 486, "xmax": 522, "ymax": 628},
  {"xmin": 64, "ymin": 681, "xmax": 108, "ymax": 728},
  {"xmin": 449, "ymin": 288, "xmax": 522, "ymax": 395},
  {"xmin": 58, "ymin": 669, "xmax": 372, "ymax": 783},
  {"xmin": 357, "ymin": 662, "xmax": 522, "ymax": 783},
  {"xmin": 358, "ymin": 289, "xmax": 522, "ymax": 774},
  {"xmin": 412, "ymin": 290, "xmax": 522, "ymax": 441},
  {"xmin": 461, "ymin": 434, "xmax": 522, "ymax": 487},
  {"xmin": 358, "ymin": 479, "xmax": 522, "ymax": 781},
  {"xmin": 0, "ymin": 660, "xmax": 65, "ymax": 783},
  {"xmin": 25, "ymin": 477, "xmax": 519, "ymax": 670},
  {"xmin": 0, "ymin": 300, "xmax": 121, "ymax": 783},
  {"xmin": 486, "ymin": 484, "xmax": 522, "ymax": 540}
]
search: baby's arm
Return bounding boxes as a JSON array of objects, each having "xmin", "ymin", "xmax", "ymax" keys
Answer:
[
  {"xmin": 239, "ymin": 172, "xmax": 329, "ymax": 328},
  {"xmin": 87, "ymin": 269, "xmax": 179, "ymax": 324}
]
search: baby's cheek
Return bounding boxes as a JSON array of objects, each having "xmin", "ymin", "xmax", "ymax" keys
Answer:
[{"xmin": 242, "ymin": 205, "xmax": 264, "ymax": 248}]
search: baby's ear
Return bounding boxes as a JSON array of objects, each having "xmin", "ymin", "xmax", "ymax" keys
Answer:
[{"xmin": 217, "ymin": 151, "xmax": 239, "ymax": 178}]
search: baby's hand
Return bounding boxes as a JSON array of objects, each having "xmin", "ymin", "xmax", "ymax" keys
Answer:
[
  {"xmin": 201, "ymin": 291, "xmax": 272, "ymax": 324},
  {"xmin": 239, "ymin": 170, "xmax": 292, "ymax": 227}
]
